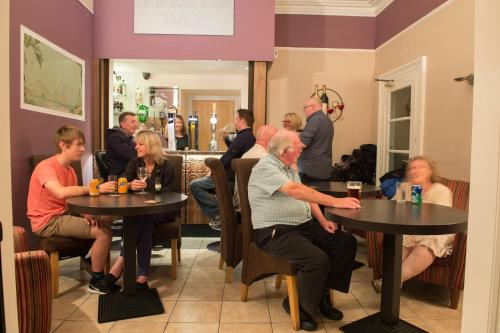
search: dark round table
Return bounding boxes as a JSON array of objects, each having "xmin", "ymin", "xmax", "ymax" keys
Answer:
[
  {"xmin": 67, "ymin": 192, "xmax": 187, "ymax": 323},
  {"xmin": 304, "ymin": 181, "xmax": 380, "ymax": 198},
  {"xmin": 326, "ymin": 200, "xmax": 468, "ymax": 333}
]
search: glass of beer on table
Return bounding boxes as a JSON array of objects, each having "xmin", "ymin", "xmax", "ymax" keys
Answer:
[{"xmin": 347, "ymin": 181, "xmax": 362, "ymax": 200}]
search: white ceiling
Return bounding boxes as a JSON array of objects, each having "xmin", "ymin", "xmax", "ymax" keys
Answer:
[
  {"xmin": 275, "ymin": 0, "xmax": 394, "ymax": 17},
  {"xmin": 113, "ymin": 59, "xmax": 249, "ymax": 76}
]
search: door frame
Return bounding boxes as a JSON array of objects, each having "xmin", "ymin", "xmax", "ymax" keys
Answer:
[{"xmin": 376, "ymin": 56, "xmax": 427, "ymax": 184}]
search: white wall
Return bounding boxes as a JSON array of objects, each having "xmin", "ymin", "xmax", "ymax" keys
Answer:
[
  {"xmin": 0, "ymin": 0, "xmax": 19, "ymax": 331},
  {"xmin": 461, "ymin": 0, "xmax": 500, "ymax": 331}
]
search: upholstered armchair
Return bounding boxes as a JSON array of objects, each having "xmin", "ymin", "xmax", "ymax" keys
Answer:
[
  {"xmin": 14, "ymin": 226, "xmax": 52, "ymax": 333},
  {"xmin": 367, "ymin": 178, "xmax": 470, "ymax": 309}
]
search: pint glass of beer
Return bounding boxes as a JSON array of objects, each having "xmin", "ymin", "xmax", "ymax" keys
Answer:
[{"xmin": 347, "ymin": 181, "xmax": 362, "ymax": 200}]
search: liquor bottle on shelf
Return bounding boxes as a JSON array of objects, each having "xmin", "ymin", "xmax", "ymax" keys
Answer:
[
  {"xmin": 187, "ymin": 111, "xmax": 199, "ymax": 150},
  {"xmin": 320, "ymin": 84, "xmax": 329, "ymax": 114}
]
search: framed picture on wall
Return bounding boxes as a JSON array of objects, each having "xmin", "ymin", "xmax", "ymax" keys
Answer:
[{"xmin": 20, "ymin": 25, "xmax": 85, "ymax": 121}]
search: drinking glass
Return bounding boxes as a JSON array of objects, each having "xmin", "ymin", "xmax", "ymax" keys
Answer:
[
  {"xmin": 347, "ymin": 181, "xmax": 362, "ymax": 200},
  {"xmin": 396, "ymin": 182, "xmax": 407, "ymax": 203},
  {"xmin": 108, "ymin": 175, "xmax": 117, "ymax": 193},
  {"xmin": 137, "ymin": 167, "xmax": 148, "ymax": 194}
]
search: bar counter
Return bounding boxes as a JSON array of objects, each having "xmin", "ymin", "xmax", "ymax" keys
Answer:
[{"xmin": 169, "ymin": 150, "xmax": 224, "ymax": 225}]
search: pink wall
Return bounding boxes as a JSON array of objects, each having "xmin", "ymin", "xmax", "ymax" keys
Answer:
[
  {"xmin": 275, "ymin": 14, "xmax": 375, "ymax": 49},
  {"xmin": 94, "ymin": 0, "xmax": 275, "ymax": 61},
  {"xmin": 10, "ymin": 0, "xmax": 94, "ymax": 232},
  {"xmin": 376, "ymin": 0, "xmax": 448, "ymax": 47},
  {"xmin": 274, "ymin": 0, "xmax": 448, "ymax": 49}
]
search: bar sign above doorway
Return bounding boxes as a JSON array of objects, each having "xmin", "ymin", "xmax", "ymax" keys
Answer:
[{"xmin": 134, "ymin": 0, "xmax": 234, "ymax": 36}]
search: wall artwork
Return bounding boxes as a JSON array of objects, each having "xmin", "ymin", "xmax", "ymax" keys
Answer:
[{"xmin": 21, "ymin": 25, "xmax": 85, "ymax": 121}]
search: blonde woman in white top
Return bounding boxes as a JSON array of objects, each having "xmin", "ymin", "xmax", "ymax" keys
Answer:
[{"xmin": 373, "ymin": 156, "xmax": 453, "ymax": 292}]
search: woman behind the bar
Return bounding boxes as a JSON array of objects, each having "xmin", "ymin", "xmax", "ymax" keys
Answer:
[{"xmin": 175, "ymin": 114, "xmax": 188, "ymax": 151}]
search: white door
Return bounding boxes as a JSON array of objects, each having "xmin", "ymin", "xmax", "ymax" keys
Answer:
[{"xmin": 376, "ymin": 57, "xmax": 426, "ymax": 184}]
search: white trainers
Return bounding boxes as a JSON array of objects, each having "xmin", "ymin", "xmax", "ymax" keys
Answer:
[{"xmin": 371, "ymin": 279, "xmax": 382, "ymax": 293}]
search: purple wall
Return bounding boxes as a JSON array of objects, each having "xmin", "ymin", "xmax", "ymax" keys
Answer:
[
  {"xmin": 10, "ymin": 0, "xmax": 94, "ymax": 231},
  {"xmin": 94, "ymin": 0, "xmax": 275, "ymax": 61},
  {"xmin": 275, "ymin": 14, "xmax": 375, "ymax": 49},
  {"xmin": 375, "ymin": 0, "xmax": 448, "ymax": 47}
]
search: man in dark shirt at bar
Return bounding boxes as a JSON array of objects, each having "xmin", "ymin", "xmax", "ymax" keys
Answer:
[
  {"xmin": 106, "ymin": 112, "xmax": 139, "ymax": 176},
  {"xmin": 298, "ymin": 97, "xmax": 334, "ymax": 182},
  {"xmin": 190, "ymin": 109, "xmax": 255, "ymax": 228}
]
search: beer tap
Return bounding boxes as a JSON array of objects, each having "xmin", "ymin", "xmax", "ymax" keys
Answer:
[{"xmin": 208, "ymin": 103, "xmax": 218, "ymax": 152}]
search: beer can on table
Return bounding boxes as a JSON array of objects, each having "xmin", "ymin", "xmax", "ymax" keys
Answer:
[
  {"xmin": 118, "ymin": 177, "xmax": 128, "ymax": 194},
  {"xmin": 411, "ymin": 185, "xmax": 422, "ymax": 205},
  {"xmin": 89, "ymin": 179, "xmax": 100, "ymax": 196}
]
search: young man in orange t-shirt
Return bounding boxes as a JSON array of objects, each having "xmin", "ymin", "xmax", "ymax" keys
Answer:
[{"xmin": 27, "ymin": 125, "xmax": 119, "ymax": 294}]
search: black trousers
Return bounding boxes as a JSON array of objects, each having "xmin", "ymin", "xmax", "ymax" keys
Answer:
[{"xmin": 253, "ymin": 220, "xmax": 357, "ymax": 317}]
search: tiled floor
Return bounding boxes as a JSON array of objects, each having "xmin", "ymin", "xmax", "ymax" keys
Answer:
[{"xmin": 50, "ymin": 237, "xmax": 463, "ymax": 333}]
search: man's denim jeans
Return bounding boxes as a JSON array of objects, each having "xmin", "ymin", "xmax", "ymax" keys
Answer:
[{"xmin": 189, "ymin": 176, "xmax": 219, "ymax": 218}]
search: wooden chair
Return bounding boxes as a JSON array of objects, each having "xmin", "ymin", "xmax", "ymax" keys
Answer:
[
  {"xmin": 232, "ymin": 158, "xmax": 300, "ymax": 330},
  {"xmin": 366, "ymin": 177, "xmax": 470, "ymax": 309},
  {"xmin": 151, "ymin": 154, "xmax": 183, "ymax": 280},
  {"xmin": 205, "ymin": 158, "xmax": 242, "ymax": 283},
  {"xmin": 13, "ymin": 226, "xmax": 52, "ymax": 333},
  {"xmin": 30, "ymin": 155, "xmax": 96, "ymax": 298}
]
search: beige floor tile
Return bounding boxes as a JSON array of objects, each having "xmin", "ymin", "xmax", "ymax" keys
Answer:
[
  {"xmin": 403, "ymin": 318, "xmax": 435, "ymax": 332},
  {"xmin": 404, "ymin": 297, "xmax": 461, "ymax": 321},
  {"xmin": 51, "ymin": 320, "xmax": 63, "ymax": 332},
  {"xmin": 219, "ymin": 323, "xmax": 273, "ymax": 333},
  {"xmin": 119, "ymin": 300, "xmax": 175, "ymax": 323},
  {"xmin": 67, "ymin": 295, "xmax": 100, "ymax": 321},
  {"xmin": 356, "ymin": 297, "xmax": 418, "ymax": 320},
  {"xmin": 52, "ymin": 289, "xmax": 91, "ymax": 320},
  {"xmin": 164, "ymin": 323, "xmax": 219, "ymax": 333},
  {"xmin": 349, "ymin": 282, "xmax": 379, "ymax": 300},
  {"xmin": 193, "ymin": 249, "xmax": 222, "ymax": 269},
  {"xmin": 264, "ymin": 278, "xmax": 289, "ymax": 300},
  {"xmin": 350, "ymin": 268, "xmax": 373, "ymax": 282},
  {"xmin": 186, "ymin": 267, "xmax": 227, "ymax": 284},
  {"xmin": 331, "ymin": 290, "xmax": 355, "ymax": 301},
  {"xmin": 154, "ymin": 279, "xmax": 186, "ymax": 300},
  {"xmin": 54, "ymin": 320, "xmax": 113, "ymax": 333},
  {"xmin": 174, "ymin": 249, "xmax": 200, "ymax": 267},
  {"xmin": 272, "ymin": 323, "xmax": 326, "ymax": 332},
  {"xmin": 321, "ymin": 299, "xmax": 367, "ymax": 323},
  {"xmin": 170, "ymin": 300, "xmax": 222, "ymax": 323},
  {"xmin": 181, "ymin": 237, "xmax": 204, "ymax": 249},
  {"xmin": 108, "ymin": 321, "xmax": 166, "ymax": 333},
  {"xmin": 224, "ymin": 280, "xmax": 266, "ymax": 301},
  {"xmin": 201, "ymin": 238, "xmax": 220, "ymax": 247},
  {"xmin": 179, "ymin": 282, "xmax": 224, "ymax": 300},
  {"xmin": 424, "ymin": 318, "xmax": 462, "ymax": 333},
  {"xmin": 220, "ymin": 300, "xmax": 270, "ymax": 323},
  {"xmin": 323, "ymin": 322, "xmax": 351, "ymax": 333},
  {"xmin": 324, "ymin": 321, "xmax": 349, "ymax": 333}
]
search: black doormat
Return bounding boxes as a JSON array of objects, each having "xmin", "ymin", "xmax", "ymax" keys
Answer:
[{"xmin": 98, "ymin": 288, "xmax": 164, "ymax": 323}]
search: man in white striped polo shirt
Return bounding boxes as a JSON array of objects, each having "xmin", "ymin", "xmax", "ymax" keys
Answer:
[{"xmin": 248, "ymin": 130, "xmax": 360, "ymax": 331}]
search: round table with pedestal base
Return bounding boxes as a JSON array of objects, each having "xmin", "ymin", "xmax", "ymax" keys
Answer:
[
  {"xmin": 67, "ymin": 192, "xmax": 187, "ymax": 323},
  {"xmin": 326, "ymin": 200, "xmax": 467, "ymax": 333}
]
